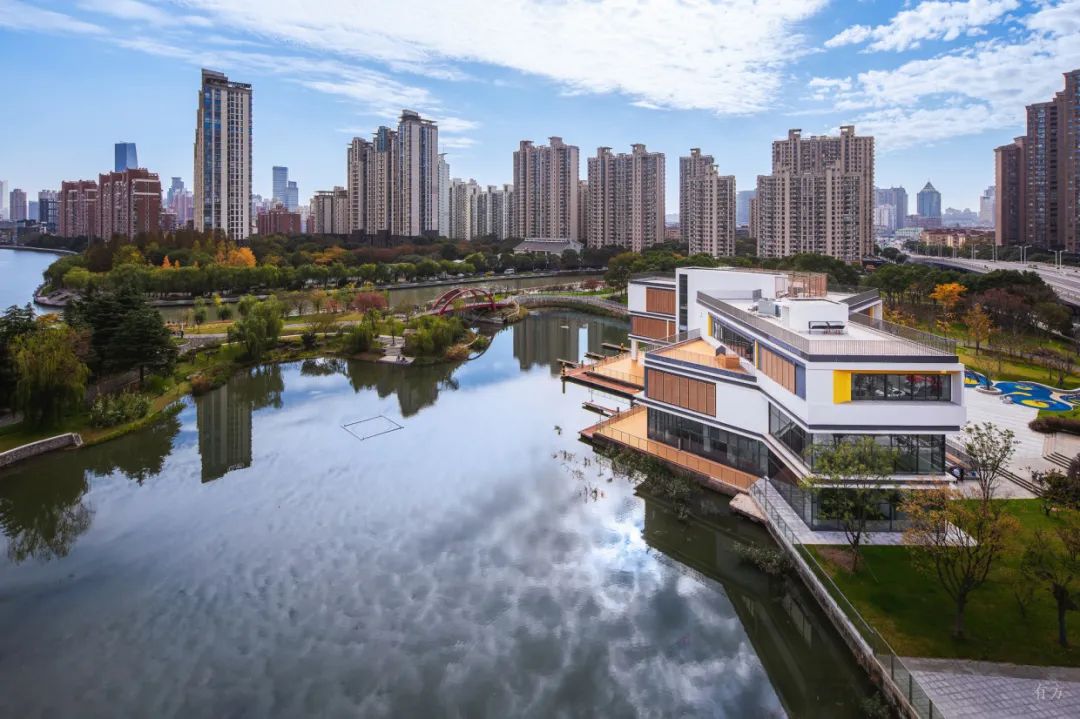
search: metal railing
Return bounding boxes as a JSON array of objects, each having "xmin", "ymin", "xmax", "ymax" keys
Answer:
[
  {"xmin": 706, "ymin": 296, "xmax": 956, "ymax": 357},
  {"xmin": 750, "ymin": 481, "xmax": 942, "ymax": 718},
  {"xmin": 516, "ymin": 294, "xmax": 628, "ymax": 316},
  {"xmin": 587, "ymin": 365, "xmax": 644, "ymax": 388},
  {"xmin": 594, "ymin": 418, "xmax": 757, "ymax": 492}
]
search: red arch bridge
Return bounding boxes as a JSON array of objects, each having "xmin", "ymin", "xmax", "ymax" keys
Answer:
[{"xmin": 429, "ymin": 287, "xmax": 513, "ymax": 315}]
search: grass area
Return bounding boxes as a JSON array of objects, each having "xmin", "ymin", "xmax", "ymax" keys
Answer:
[
  {"xmin": 959, "ymin": 347, "xmax": 1080, "ymax": 387},
  {"xmin": 183, "ymin": 311, "xmax": 368, "ymax": 335},
  {"xmin": 808, "ymin": 499, "xmax": 1080, "ymax": 667}
]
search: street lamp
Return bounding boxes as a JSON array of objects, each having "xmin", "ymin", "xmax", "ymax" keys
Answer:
[
  {"xmin": 1052, "ymin": 250, "xmax": 1065, "ymax": 271},
  {"xmin": 1020, "ymin": 244, "xmax": 1032, "ymax": 265}
]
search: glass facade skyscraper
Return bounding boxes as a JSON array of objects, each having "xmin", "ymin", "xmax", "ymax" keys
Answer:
[{"xmin": 114, "ymin": 142, "xmax": 138, "ymax": 172}]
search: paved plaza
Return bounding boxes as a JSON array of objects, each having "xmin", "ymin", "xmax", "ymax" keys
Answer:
[{"xmin": 906, "ymin": 658, "xmax": 1080, "ymax": 719}]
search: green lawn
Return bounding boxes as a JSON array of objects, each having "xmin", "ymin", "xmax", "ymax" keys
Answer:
[{"xmin": 808, "ymin": 500, "xmax": 1080, "ymax": 667}]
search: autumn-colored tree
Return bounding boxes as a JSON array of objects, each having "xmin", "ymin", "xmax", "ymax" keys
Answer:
[
  {"xmin": 111, "ymin": 245, "xmax": 145, "ymax": 269},
  {"xmin": 161, "ymin": 255, "xmax": 172, "ymax": 269},
  {"xmin": 963, "ymin": 303, "xmax": 994, "ymax": 355},
  {"xmin": 930, "ymin": 282, "xmax": 966, "ymax": 315},
  {"xmin": 224, "ymin": 247, "xmax": 257, "ymax": 268}
]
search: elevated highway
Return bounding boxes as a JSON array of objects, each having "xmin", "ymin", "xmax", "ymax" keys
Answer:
[{"xmin": 908, "ymin": 253, "xmax": 1080, "ymax": 307}]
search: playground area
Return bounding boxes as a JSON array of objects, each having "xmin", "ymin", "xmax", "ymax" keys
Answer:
[{"xmin": 964, "ymin": 370, "xmax": 1080, "ymax": 412}]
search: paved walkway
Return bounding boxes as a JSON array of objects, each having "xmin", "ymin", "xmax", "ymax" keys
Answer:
[
  {"xmin": 955, "ymin": 388, "xmax": 1041, "ymax": 498},
  {"xmin": 906, "ymin": 657, "xmax": 1080, "ymax": 719},
  {"xmin": 752, "ymin": 479, "xmax": 908, "ymax": 546}
]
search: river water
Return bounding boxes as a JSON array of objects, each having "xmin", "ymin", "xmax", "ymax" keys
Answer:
[
  {"xmin": 0, "ymin": 248, "xmax": 59, "ymax": 312},
  {"xmin": 0, "ymin": 270, "xmax": 871, "ymax": 717}
]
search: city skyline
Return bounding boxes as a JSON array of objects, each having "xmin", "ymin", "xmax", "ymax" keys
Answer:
[{"xmin": 4, "ymin": 1, "xmax": 1080, "ymax": 215}]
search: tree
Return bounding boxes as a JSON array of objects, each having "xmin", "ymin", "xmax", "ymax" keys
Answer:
[
  {"xmin": 1032, "ymin": 457, "xmax": 1080, "ymax": 515},
  {"xmin": 12, "ymin": 325, "xmax": 90, "ymax": 428},
  {"xmin": 1035, "ymin": 348, "xmax": 1074, "ymax": 387},
  {"xmin": 1022, "ymin": 523, "xmax": 1080, "ymax": 647},
  {"xmin": 228, "ymin": 299, "xmax": 283, "ymax": 360},
  {"xmin": 604, "ymin": 252, "xmax": 645, "ymax": 293},
  {"xmin": 109, "ymin": 305, "xmax": 178, "ymax": 384},
  {"xmin": 962, "ymin": 422, "xmax": 1018, "ymax": 507},
  {"xmin": 217, "ymin": 304, "xmax": 233, "ymax": 321},
  {"xmin": 929, "ymin": 282, "xmax": 966, "ymax": 334},
  {"xmin": 902, "ymin": 486, "xmax": 1019, "ymax": 639},
  {"xmin": 803, "ymin": 437, "xmax": 896, "ymax": 571},
  {"xmin": 962, "ymin": 303, "xmax": 993, "ymax": 355},
  {"xmin": 0, "ymin": 304, "xmax": 36, "ymax": 410}
]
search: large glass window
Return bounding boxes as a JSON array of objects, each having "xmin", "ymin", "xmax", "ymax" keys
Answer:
[
  {"xmin": 809, "ymin": 433, "xmax": 945, "ymax": 475},
  {"xmin": 711, "ymin": 317, "xmax": 754, "ymax": 359},
  {"xmin": 850, "ymin": 373, "xmax": 951, "ymax": 402},
  {"xmin": 647, "ymin": 409, "xmax": 767, "ymax": 476},
  {"xmin": 769, "ymin": 404, "xmax": 809, "ymax": 460}
]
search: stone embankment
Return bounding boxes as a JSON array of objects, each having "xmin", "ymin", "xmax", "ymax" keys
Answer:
[{"xmin": 0, "ymin": 433, "xmax": 83, "ymax": 471}]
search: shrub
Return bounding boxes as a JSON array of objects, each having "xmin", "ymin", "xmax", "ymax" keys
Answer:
[
  {"xmin": 1031, "ymin": 416, "xmax": 1080, "ymax": 436},
  {"xmin": 301, "ymin": 329, "xmax": 318, "ymax": 349},
  {"xmin": 89, "ymin": 391, "xmax": 152, "ymax": 428},
  {"xmin": 733, "ymin": 542, "xmax": 793, "ymax": 576}
]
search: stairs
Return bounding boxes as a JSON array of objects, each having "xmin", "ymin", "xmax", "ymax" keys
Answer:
[{"xmin": 1043, "ymin": 433, "xmax": 1080, "ymax": 471}]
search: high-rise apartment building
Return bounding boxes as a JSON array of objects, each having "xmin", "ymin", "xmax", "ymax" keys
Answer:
[
  {"xmin": 114, "ymin": 142, "xmax": 138, "ymax": 173},
  {"xmin": 684, "ymin": 165, "xmax": 735, "ymax": 258},
  {"xmin": 310, "ymin": 187, "xmax": 349, "ymax": 235},
  {"xmin": 448, "ymin": 178, "xmax": 481, "ymax": 240},
  {"xmin": 9, "ymin": 189, "xmax": 27, "ymax": 222},
  {"xmin": 916, "ymin": 182, "xmax": 942, "ymax": 227},
  {"xmin": 979, "ymin": 186, "xmax": 995, "ymax": 227},
  {"xmin": 58, "ymin": 180, "xmax": 99, "ymax": 238},
  {"xmin": 679, "ymin": 148, "xmax": 714, "ymax": 243},
  {"xmin": 736, "ymin": 190, "xmax": 756, "ymax": 227},
  {"xmin": 345, "ymin": 111, "xmax": 439, "ymax": 237},
  {"xmin": 395, "ymin": 110, "xmax": 439, "ymax": 237},
  {"xmin": 272, "ymin": 166, "xmax": 288, "ymax": 206},
  {"xmin": 577, "ymin": 180, "xmax": 589, "ymax": 245},
  {"xmin": 38, "ymin": 190, "xmax": 58, "ymax": 232},
  {"xmin": 194, "ymin": 68, "xmax": 252, "ymax": 240},
  {"xmin": 437, "ymin": 154, "xmax": 450, "ymax": 237},
  {"xmin": 0, "ymin": 180, "xmax": 7, "ymax": 220},
  {"xmin": 586, "ymin": 144, "xmax": 665, "ymax": 252},
  {"xmin": 754, "ymin": 126, "xmax": 875, "ymax": 261},
  {"xmin": 875, "ymin": 186, "xmax": 908, "ymax": 230},
  {"xmin": 98, "ymin": 168, "xmax": 162, "ymax": 239},
  {"xmin": 513, "ymin": 137, "xmax": 580, "ymax": 240},
  {"xmin": 995, "ymin": 69, "xmax": 1080, "ymax": 250}
]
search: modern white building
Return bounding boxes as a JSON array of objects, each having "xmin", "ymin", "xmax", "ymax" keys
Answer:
[{"xmin": 623, "ymin": 267, "xmax": 965, "ymax": 525}]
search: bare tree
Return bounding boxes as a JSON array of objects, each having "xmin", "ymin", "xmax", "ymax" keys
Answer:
[
  {"xmin": 903, "ymin": 486, "xmax": 1019, "ymax": 639},
  {"xmin": 1022, "ymin": 523, "xmax": 1080, "ymax": 647},
  {"xmin": 962, "ymin": 422, "xmax": 1018, "ymax": 506},
  {"xmin": 804, "ymin": 437, "xmax": 896, "ymax": 571}
]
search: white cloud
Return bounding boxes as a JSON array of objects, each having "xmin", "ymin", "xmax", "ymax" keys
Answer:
[
  {"xmin": 0, "ymin": 0, "xmax": 105, "ymax": 34},
  {"xmin": 439, "ymin": 136, "xmax": 477, "ymax": 150},
  {"xmin": 812, "ymin": 0, "xmax": 1080, "ymax": 149},
  {"xmin": 174, "ymin": 0, "xmax": 830, "ymax": 114},
  {"xmin": 825, "ymin": 0, "xmax": 1020, "ymax": 52},
  {"xmin": 79, "ymin": 0, "xmax": 211, "ymax": 27}
]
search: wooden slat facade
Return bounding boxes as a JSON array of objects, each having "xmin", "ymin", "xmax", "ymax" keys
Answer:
[
  {"xmin": 631, "ymin": 316, "xmax": 675, "ymax": 340},
  {"xmin": 645, "ymin": 368, "xmax": 716, "ymax": 416},
  {"xmin": 756, "ymin": 345, "xmax": 797, "ymax": 394},
  {"xmin": 645, "ymin": 287, "xmax": 676, "ymax": 315}
]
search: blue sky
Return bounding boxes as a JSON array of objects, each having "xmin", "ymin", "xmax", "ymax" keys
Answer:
[{"xmin": 2, "ymin": 0, "xmax": 1079, "ymax": 215}]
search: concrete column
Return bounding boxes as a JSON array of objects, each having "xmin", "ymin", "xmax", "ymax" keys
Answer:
[{"xmin": 630, "ymin": 338, "xmax": 639, "ymax": 360}]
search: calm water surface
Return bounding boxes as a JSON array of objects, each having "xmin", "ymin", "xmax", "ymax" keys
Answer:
[
  {"xmin": 0, "ymin": 311, "xmax": 870, "ymax": 717},
  {"xmin": 0, "ymin": 248, "xmax": 60, "ymax": 313}
]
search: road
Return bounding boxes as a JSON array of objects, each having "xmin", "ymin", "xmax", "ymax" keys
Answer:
[{"xmin": 909, "ymin": 253, "xmax": 1080, "ymax": 306}]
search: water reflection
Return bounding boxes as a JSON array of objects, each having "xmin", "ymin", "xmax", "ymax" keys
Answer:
[
  {"xmin": 513, "ymin": 311, "xmax": 628, "ymax": 375},
  {"xmin": 640, "ymin": 488, "xmax": 872, "ymax": 718},
  {"xmin": 195, "ymin": 365, "xmax": 283, "ymax": 482},
  {"xmin": 0, "ymin": 464, "xmax": 92, "ymax": 563}
]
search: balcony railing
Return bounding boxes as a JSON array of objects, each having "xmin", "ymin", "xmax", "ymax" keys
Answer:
[{"xmin": 704, "ymin": 295, "xmax": 956, "ymax": 358}]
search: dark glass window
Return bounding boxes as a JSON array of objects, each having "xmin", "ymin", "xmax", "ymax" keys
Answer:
[
  {"xmin": 647, "ymin": 409, "xmax": 767, "ymax": 476},
  {"xmin": 678, "ymin": 274, "xmax": 688, "ymax": 331},
  {"xmin": 809, "ymin": 433, "xmax": 945, "ymax": 475},
  {"xmin": 850, "ymin": 373, "xmax": 951, "ymax": 402},
  {"xmin": 769, "ymin": 404, "xmax": 808, "ymax": 460},
  {"xmin": 711, "ymin": 316, "xmax": 754, "ymax": 359}
]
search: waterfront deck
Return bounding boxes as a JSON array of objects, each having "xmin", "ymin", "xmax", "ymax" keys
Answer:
[
  {"xmin": 562, "ymin": 353, "xmax": 645, "ymax": 396},
  {"xmin": 651, "ymin": 338, "xmax": 748, "ymax": 374},
  {"xmin": 582, "ymin": 406, "xmax": 757, "ymax": 495}
]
